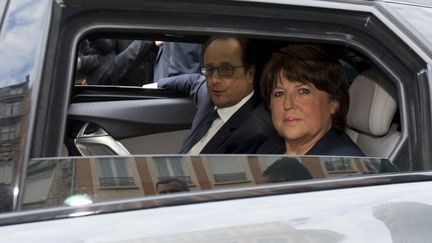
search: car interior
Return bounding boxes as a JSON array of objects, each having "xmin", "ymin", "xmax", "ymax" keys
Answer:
[
  {"xmin": 346, "ymin": 68, "xmax": 400, "ymax": 158},
  {"xmin": 64, "ymin": 33, "xmax": 401, "ymax": 160}
]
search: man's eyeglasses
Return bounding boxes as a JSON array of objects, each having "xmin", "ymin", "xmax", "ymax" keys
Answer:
[{"xmin": 202, "ymin": 64, "xmax": 243, "ymax": 77}]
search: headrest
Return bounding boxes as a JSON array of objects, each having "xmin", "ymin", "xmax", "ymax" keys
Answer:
[{"xmin": 347, "ymin": 69, "xmax": 397, "ymax": 136}]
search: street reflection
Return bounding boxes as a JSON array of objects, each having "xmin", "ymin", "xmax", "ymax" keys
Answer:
[
  {"xmin": 0, "ymin": 78, "xmax": 30, "ymax": 213},
  {"xmin": 18, "ymin": 155, "xmax": 398, "ymax": 211},
  {"xmin": 115, "ymin": 221, "xmax": 344, "ymax": 243},
  {"xmin": 0, "ymin": 0, "xmax": 51, "ymax": 214},
  {"xmin": 374, "ymin": 202, "xmax": 432, "ymax": 243}
]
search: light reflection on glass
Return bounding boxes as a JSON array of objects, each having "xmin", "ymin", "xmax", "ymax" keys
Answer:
[{"xmin": 64, "ymin": 194, "xmax": 93, "ymax": 206}]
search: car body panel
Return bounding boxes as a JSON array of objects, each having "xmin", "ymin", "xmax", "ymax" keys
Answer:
[
  {"xmin": 242, "ymin": 0, "xmax": 432, "ymax": 60},
  {"xmin": 383, "ymin": 2, "xmax": 432, "ymax": 58},
  {"xmin": 68, "ymin": 85, "xmax": 196, "ymax": 154},
  {"xmin": 68, "ymin": 97, "xmax": 196, "ymax": 154},
  {"xmin": 0, "ymin": 180, "xmax": 431, "ymax": 242}
]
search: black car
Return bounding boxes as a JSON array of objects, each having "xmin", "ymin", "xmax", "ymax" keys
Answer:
[{"xmin": 0, "ymin": 0, "xmax": 432, "ymax": 241}]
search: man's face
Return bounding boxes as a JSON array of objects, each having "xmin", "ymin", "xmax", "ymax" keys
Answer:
[{"xmin": 203, "ymin": 38, "xmax": 255, "ymax": 108}]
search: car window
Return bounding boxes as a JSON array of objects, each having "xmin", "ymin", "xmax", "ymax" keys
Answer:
[
  {"xmin": 0, "ymin": 34, "xmax": 397, "ymax": 216},
  {"xmin": 17, "ymin": 155, "xmax": 397, "ymax": 212},
  {"xmin": 68, "ymin": 36, "xmax": 398, "ymax": 158},
  {"xmin": 48, "ymin": 33, "xmax": 406, "ymax": 221}
]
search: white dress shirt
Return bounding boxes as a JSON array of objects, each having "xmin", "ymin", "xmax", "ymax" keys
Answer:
[{"xmin": 188, "ymin": 91, "xmax": 254, "ymax": 154}]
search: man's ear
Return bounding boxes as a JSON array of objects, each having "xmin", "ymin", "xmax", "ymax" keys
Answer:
[{"xmin": 247, "ymin": 65, "xmax": 256, "ymax": 84}]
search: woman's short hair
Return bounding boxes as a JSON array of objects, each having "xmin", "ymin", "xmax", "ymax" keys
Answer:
[{"xmin": 260, "ymin": 44, "xmax": 349, "ymax": 131}]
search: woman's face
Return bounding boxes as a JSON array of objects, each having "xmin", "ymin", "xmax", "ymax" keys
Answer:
[{"xmin": 270, "ymin": 73, "xmax": 339, "ymax": 152}]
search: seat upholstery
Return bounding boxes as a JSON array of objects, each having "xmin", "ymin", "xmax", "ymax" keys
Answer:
[{"xmin": 346, "ymin": 68, "xmax": 400, "ymax": 157}]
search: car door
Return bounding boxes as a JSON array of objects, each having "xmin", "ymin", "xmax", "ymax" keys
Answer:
[{"xmin": 66, "ymin": 84, "xmax": 196, "ymax": 156}]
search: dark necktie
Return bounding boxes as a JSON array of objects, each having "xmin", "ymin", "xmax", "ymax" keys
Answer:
[{"xmin": 180, "ymin": 109, "xmax": 219, "ymax": 153}]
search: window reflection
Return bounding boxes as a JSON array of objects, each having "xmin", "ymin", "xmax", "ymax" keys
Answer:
[
  {"xmin": 17, "ymin": 156, "xmax": 398, "ymax": 212},
  {"xmin": 97, "ymin": 158, "xmax": 135, "ymax": 187},
  {"xmin": 153, "ymin": 157, "xmax": 191, "ymax": 183},
  {"xmin": 323, "ymin": 158, "xmax": 356, "ymax": 175},
  {"xmin": 22, "ymin": 160, "xmax": 72, "ymax": 211},
  {"xmin": 206, "ymin": 156, "xmax": 248, "ymax": 184}
]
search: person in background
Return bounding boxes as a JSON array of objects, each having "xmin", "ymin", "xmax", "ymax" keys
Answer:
[
  {"xmin": 154, "ymin": 42, "xmax": 202, "ymax": 81},
  {"xmin": 77, "ymin": 39, "xmax": 157, "ymax": 85},
  {"xmin": 260, "ymin": 44, "xmax": 364, "ymax": 156},
  {"xmin": 76, "ymin": 38, "xmax": 116, "ymax": 84},
  {"xmin": 114, "ymin": 39, "xmax": 158, "ymax": 86},
  {"xmin": 156, "ymin": 177, "xmax": 190, "ymax": 194}
]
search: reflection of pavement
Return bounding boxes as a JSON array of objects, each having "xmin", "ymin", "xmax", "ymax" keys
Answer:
[
  {"xmin": 373, "ymin": 202, "xmax": 432, "ymax": 243},
  {"xmin": 119, "ymin": 222, "xmax": 343, "ymax": 243}
]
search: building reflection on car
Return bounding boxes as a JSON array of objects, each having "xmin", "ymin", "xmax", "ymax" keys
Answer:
[{"xmin": 10, "ymin": 155, "xmax": 398, "ymax": 212}]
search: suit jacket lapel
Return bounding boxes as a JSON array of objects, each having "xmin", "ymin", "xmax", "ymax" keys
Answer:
[
  {"xmin": 201, "ymin": 94, "xmax": 259, "ymax": 153},
  {"xmin": 180, "ymin": 108, "xmax": 216, "ymax": 153}
]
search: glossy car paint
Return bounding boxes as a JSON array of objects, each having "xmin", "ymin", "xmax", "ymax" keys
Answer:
[{"xmin": 0, "ymin": 180, "xmax": 431, "ymax": 242}]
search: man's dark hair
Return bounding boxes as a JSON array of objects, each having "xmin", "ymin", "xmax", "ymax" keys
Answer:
[
  {"xmin": 201, "ymin": 36, "xmax": 257, "ymax": 74},
  {"xmin": 263, "ymin": 157, "xmax": 312, "ymax": 182}
]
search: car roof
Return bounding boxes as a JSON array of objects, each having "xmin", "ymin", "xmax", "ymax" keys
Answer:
[{"xmin": 240, "ymin": 0, "xmax": 432, "ymax": 8}]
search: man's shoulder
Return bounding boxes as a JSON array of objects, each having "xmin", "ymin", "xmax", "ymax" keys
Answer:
[
  {"xmin": 248, "ymin": 101, "xmax": 273, "ymax": 125},
  {"xmin": 230, "ymin": 101, "xmax": 276, "ymax": 140}
]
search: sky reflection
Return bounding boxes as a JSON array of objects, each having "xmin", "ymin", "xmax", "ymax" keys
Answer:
[{"xmin": 0, "ymin": 0, "xmax": 50, "ymax": 88}]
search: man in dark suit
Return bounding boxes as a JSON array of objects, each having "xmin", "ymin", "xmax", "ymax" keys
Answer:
[
  {"xmin": 158, "ymin": 36, "xmax": 283, "ymax": 154},
  {"xmin": 78, "ymin": 40, "xmax": 157, "ymax": 85},
  {"xmin": 153, "ymin": 42, "xmax": 202, "ymax": 81}
]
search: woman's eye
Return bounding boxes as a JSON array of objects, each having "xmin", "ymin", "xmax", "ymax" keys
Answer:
[
  {"xmin": 298, "ymin": 88, "xmax": 311, "ymax": 95},
  {"xmin": 272, "ymin": 91, "xmax": 284, "ymax": 97}
]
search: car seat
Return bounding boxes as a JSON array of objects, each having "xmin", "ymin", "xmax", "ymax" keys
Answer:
[{"xmin": 346, "ymin": 68, "xmax": 401, "ymax": 157}]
